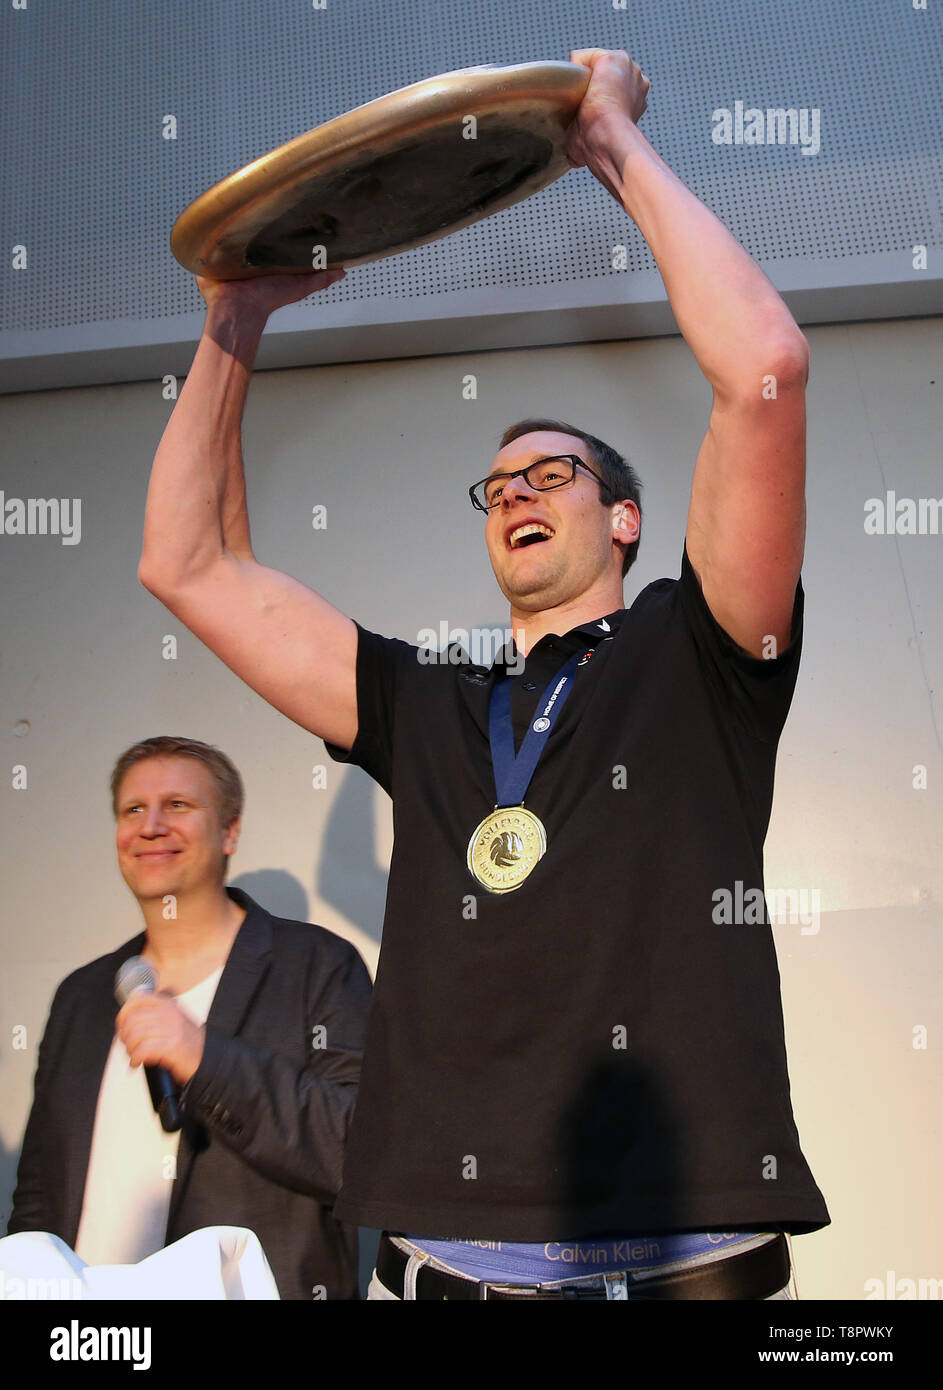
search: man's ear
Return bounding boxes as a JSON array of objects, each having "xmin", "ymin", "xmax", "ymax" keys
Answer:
[
  {"xmin": 222, "ymin": 816, "xmax": 241, "ymax": 857},
  {"xmin": 612, "ymin": 500, "xmax": 640, "ymax": 543}
]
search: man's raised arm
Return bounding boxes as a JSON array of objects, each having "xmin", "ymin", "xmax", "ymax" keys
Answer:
[
  {"xmin": 139, "ymin": 273, "xmax": 360, "ymax": 750},
  {"xmin": 567, "ymin": 48, "xmax": 808, "ymax": 658}
]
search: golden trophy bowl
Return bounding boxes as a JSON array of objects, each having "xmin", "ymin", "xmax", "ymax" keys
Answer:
[{"xmin": 170, "ymin": 61, "xmax": 590, "ymax": 278}]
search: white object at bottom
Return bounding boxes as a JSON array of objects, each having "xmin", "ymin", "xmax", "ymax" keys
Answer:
[{"xmin": 0, "ymin": 1226, "xmax": 280, "ymax": 1300}]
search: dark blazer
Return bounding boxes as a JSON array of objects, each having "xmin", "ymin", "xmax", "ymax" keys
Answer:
[{"xmin": 8, "ymin": 888, "xmax": 373, "ymax": 1300}]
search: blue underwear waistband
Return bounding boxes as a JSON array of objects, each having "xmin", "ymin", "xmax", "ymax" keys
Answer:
[{"xmin": 398, "ymin": 1231, "xmax": 768, "ymax": 1285}]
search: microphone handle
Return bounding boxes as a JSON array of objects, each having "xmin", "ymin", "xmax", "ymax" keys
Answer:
[{"xmin": 144, "ymin": 1064, "xmax": 183, "ymax": 1133}]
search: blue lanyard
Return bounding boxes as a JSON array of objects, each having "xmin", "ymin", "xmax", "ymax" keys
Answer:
[{"xmin": 488, "ymin": 650, "xmax": 583, "ymax": 807}]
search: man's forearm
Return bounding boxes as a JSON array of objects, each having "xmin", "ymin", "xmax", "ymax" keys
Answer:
[
  {"xmin": 140, "ymin": 301, "xmax": 267, "ymax": 587},
  {"xmin": 589, "ymin": 115, "xmax": 808, "ymax": 394}
]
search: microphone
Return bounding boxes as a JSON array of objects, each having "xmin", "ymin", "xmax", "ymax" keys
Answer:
[{"xmin": 114, "ymin": 956, "xmax": 183, "ymax": 1133}]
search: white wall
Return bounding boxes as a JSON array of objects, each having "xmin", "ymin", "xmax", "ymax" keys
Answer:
[{"xmin": 1, "ymin": 315, "xmax": 941, "ymax": 1300}]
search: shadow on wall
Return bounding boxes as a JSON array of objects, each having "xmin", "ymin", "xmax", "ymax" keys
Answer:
[
  {"xmin": 317, "ymin": 762, "xmax": 388, "ymax": 948},
  {"xmin": 229, "ymin": 869, "xmax": 310, "ymax": 926},
  {"xmin": 231, "ymin": 760, "xmax": 389, "ymax": 953},
  {"xmin": 234, "ymin": 764, "xmax": 388, "ymax": 953}
]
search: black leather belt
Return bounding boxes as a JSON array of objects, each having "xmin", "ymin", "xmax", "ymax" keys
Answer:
[{"xmin": 376, "ymin": 1232, "xmax": 791, "ymax": 1300}]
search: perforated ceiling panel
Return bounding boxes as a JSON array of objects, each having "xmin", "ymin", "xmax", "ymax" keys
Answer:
[{"xmin": 2, "ymin": 0, "xmax": 940, "ymax": 390}]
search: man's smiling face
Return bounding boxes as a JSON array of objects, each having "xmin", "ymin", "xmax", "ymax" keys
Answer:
[
  {"xmin": 114, "ymin": 756, "xmax": 239, "ymax": 904},
  {"xmin": 483, "ymin": 431, "xmax": 622, "ymax": 612}
]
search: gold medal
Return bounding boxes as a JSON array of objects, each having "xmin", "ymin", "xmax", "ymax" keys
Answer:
[{"xmin": 467, "ymin": 805, "xmax": 547, "ymax": 893}]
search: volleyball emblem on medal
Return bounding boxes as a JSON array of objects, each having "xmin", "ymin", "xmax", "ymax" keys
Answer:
[
  {"xmin": 491, "ymin": 831, "xmax": 525, "ymax": 867},
  {"xmin": 467, "ymin": 805, "xmax": 548, "ymax": 893}
]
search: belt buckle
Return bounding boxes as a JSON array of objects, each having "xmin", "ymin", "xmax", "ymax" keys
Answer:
[
  {"xmin": 478, "ymin": 1279, "xmax": 543, "ymax": 1300},
  {"xmin": 479, "ymin": 1275, "xmax": 610, "ymax": 1300}
]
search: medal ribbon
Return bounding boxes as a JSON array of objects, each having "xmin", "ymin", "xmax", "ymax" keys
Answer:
[{"xmin": 488, "ymin": 650, "xmax": 583, "ymax": 807}]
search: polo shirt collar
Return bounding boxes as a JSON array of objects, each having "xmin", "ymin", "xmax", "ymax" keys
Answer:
[{"xmin": 492, "ymin": 607, "xmax": 627, "ymax": 671}]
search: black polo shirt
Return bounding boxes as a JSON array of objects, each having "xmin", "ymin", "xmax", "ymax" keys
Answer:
[{"xmin": 326, "ymin": 545, "xmax": 829, "ymax": 1239}]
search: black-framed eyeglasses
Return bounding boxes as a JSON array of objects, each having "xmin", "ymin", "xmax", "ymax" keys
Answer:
[{"xmin": 468, "ymin": 455, "xmax": 608, "ymax": 512}]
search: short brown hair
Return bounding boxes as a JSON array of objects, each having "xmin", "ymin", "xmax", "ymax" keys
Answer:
[
  {"xmin": 498, "ymin": 417, "xmax": 643, "ymax": 576},
  {"xmin": 110, "ymin": 736, "xmax": 244, "ymax": 828}
]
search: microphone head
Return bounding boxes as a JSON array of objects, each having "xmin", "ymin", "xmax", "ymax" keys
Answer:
[{"xmin": 114, "ymin": 955, "xmax": 157, "ymax": 1005}]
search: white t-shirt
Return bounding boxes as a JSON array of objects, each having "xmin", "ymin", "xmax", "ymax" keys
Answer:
[{"xmin": 74, "ymin": 968, "xmax": 223, "ymax": 1267}]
